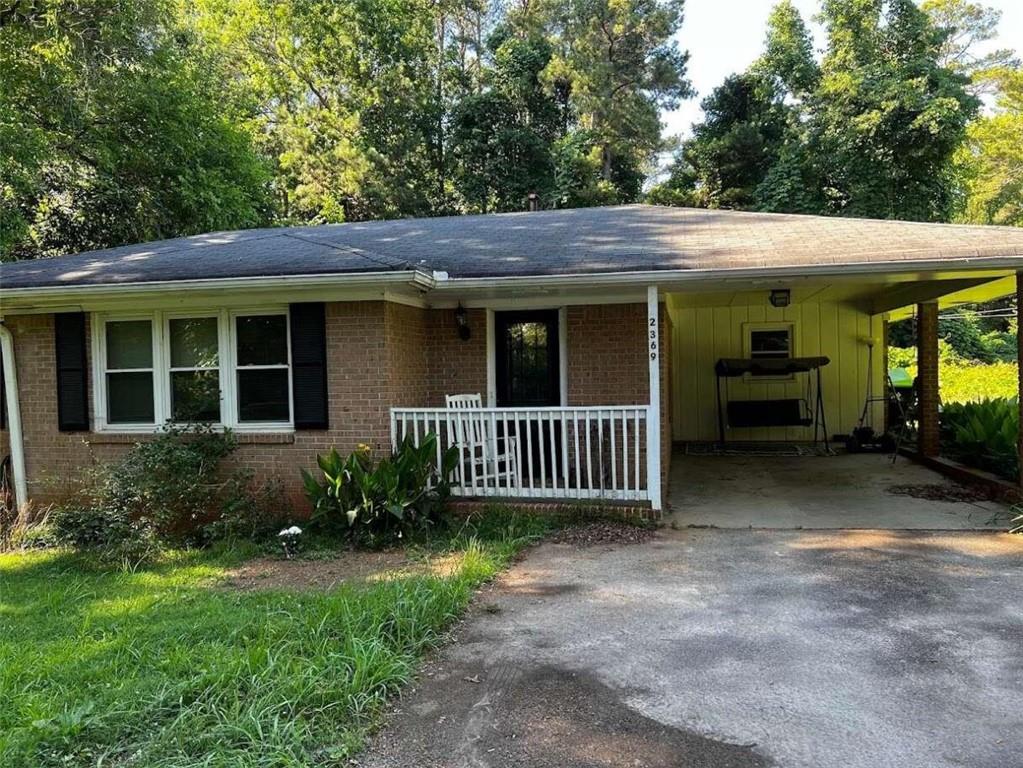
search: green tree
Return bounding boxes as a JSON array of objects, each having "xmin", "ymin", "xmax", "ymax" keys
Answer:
[
  {"xmin": 809, "ymin": 0, "xmax": 979, "ymax": 221},
  {"xmin": 447, "ymin": 30, "xmax": 563, "ymax": 212},
  {"xmin": 650, "ymin": 73, "xmax": 791, "ymax": 209},
  {"xmin": 955, "ymin": 68, "xmax": 1023, "ymax": 226},
  {"xmin": 193, "ymin": 0, "xmax": 444, "ymax": 223},
  {"xmin": 541, "ymin": 0, "xmax": 692, "ymax": 198},
  {"xmin": 0, "ymin": 0, "xmax": 269, "ymax": 260},
  {"xmin": 758, "ymin": 0, "xmax": 820, "ymax": 98},
  {"xmin": 922, "ymin": 0, "xmax": 1019, "ymax": 92}
]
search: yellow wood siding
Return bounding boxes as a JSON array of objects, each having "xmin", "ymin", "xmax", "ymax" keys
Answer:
[{"xmin": 668, "ymin": 298, "xmax": 886, "ymax": 442}]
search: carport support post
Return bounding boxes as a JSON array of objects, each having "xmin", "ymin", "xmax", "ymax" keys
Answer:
[
  {"xmin": 647, "ymin": 285, "xmax": 662, "ymax": 512},
  {"xmin": 916, "ymin": 301, "xmax": 940, "ymax": 457},
  {"xmin": 1017, "ymin": 272, "xmax": 1023, "ymax": 488}
]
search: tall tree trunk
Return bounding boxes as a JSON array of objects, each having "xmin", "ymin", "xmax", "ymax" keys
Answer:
[{"xmin": 601, "ymin": 142, "xmax": 613, "ymax": 181}]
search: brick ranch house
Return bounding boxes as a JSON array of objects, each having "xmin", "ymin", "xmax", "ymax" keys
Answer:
[{"xmin": 2, "ymin": 205, "xmax": 1023, "ymax": 518}]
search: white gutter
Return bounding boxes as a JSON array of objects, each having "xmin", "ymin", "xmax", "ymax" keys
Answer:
[
  {"xmin": 429, "ymin": 255, "xmax": 1023, "ymax": 291},
  {"xmin": 0, "ymin": 268, "xmax": 436, "ymax": 303},
  {"xmin": 0, "ymin": 322, "xmax": 27, "ymax": 512}
]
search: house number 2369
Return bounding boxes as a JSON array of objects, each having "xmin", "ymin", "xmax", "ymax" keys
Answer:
[{"xmin": 649, "ymin": 317, "xmax": 658, "ymax": 361}]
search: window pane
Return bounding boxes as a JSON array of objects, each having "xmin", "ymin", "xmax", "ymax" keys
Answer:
[
  {"xmin": 106, "ymin": 321, "xmax": 152, "ymax": 369},
  {"xmin": 750, "ymin": 330, "xmax": 790, "ymax": 357},
  {"xmin": 171, "ymin": 370, "xmax": 221, "ymax": 422},
  {"xmin": 170, "ymin": 317, "xmax": 218, "ymax": 368},
  {"xmin": 238, "ymin": 369, "xmax": 289, "ymax": 422},
  {"xmin": 236, "ymin": 316, "xmax": 287, "ymax": 366},
  {"xmin": 107, "ymin": 372, "xmax": 154, "ymax": 423}
]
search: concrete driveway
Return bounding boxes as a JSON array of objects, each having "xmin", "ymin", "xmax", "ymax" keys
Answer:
[
  {"xmin": 668, "ymin": 453, "xmax": 1011, "ymax": 529},
  {"xmin": 363, "ymin": 530, "xmax": 1023, "ymax": 768}
]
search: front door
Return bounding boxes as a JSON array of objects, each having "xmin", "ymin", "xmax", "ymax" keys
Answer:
[
  {"xmin": 495, "ymin": 310, "xmax": 561, "ymax": 484},
  {"xmin": 495, "ymin": 310, "xmax": 560, "ymax": 407}
]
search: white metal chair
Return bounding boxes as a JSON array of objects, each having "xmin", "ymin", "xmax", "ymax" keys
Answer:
[{"xmin": 444, "ymin": 394, "xmax": 519, "ymax": 492}]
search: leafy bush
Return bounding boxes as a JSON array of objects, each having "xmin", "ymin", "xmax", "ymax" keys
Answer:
[
  {"xmin": 940, "ymin": 398, "xmax": 1019, "ymax": 481},
  {"xmin": 890, "ymin": 306, "xmax": 1017, "ymax": 363},
  {"xmin": 51, "ymin": 504, "xmax": 160, "ymax": 565},
  {"xmin": 302, "ymin": 434, "xmax": 459, "ymax": 545},
  {"xmin": 941, "ymin": 360, "xmax": 1018, "ymax": 404},
  {"xmin": 888, "ymin": 344, "xmax": 1018, "ymax": 404},
  {"xmin": 54, "ymin": 424, "xmax": 287, "ymax": 563}
]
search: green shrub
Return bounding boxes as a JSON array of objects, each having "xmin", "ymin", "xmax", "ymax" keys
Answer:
[
  {"xmin": 941, "ymin": 360, "xmax": 1018, "ymax": 404},
  {"xmin": 940, "ymin": 398, "xmax": 1019, "ymax": 481},
  {"xmin": 51, "ymin": 504, "xmax": 160, "ymax": 565},
  {"xmin": 54, "ymin": 424, "xmax": 288, "ymax": 562},
  {"xmin": 302, "ymin": 434, "xmax": 459, "ymax": 546},
  {"xmin": 888, "ymin": 345, "xmax": 1018, "ymax": 404}
]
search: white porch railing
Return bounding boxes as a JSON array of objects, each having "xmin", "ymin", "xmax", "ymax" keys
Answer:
[{"xmin": 390, "ymin": 406, "xmax": 650, "ymax": 502}]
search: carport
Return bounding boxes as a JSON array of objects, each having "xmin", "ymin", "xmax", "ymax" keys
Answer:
[{"xmin": 666, "ymin": 451, "xmax": 1009, "ymax": 529}]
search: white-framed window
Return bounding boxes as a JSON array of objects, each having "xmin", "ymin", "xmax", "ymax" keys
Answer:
[
  {"xmin": 742, "ymin": 322, "xmax": 796, "ymax": 379},
  {"xmin": 230, "ymin": 310, "xmax": 293, "ymax": 428},
  {"xmin": 744, "ymin": 322, "xmax": 795, "ymax": 360},
  {"xmin": 166, "ymin": 315, "xmax": 221, "ymax": 423},
  {"xmin": 103, "ymin": 317, "xmax": 158, "ymax": 426},
  {"xmin": 92, "ymin": 309, "xmax": 293, "ymax": 432}
]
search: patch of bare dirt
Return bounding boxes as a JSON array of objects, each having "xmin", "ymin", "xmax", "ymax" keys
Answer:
[
  {"xmin": 886, "ymin": 483, "xmax": 994, "ymax": 503},
  {"xmin": 222, "ymin": 549, "xmax": 474, "ymax": 592},
  {"xmin": 223, "ymin": 550, "xmax": 409, "ymax": 592},
  {"xmin": 547, "ymin": 521, "xmax": 657, "ymax": 547}
]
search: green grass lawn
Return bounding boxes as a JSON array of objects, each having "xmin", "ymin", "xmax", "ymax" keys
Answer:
[{"xmin": 0, "ymin": 514, "xmax": 550, "ymax": 767}]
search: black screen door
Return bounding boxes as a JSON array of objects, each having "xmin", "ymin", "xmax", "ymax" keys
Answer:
[
  {"xmin": 495, "ymin": 310, "xmax": 560, "ymax": 407},
  {"xmin": 495, "ymin": 311, "xmax": 561, "ymax": 486}
]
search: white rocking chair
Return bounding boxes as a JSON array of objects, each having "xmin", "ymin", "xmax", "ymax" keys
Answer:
[{"xmin": 445, "ymin": 394, "xmax": 519, "ymax": 492}]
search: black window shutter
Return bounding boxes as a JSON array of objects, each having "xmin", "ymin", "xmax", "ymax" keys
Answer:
[
  {"xmin": 289, "ymin": 303, "xmax": 328, "ymax": 429},
  {"xmin": 0, "ymin": 347, "xmax": 6, "ymax": 430},
  {"xmin": 55, "ymin": 313, "xmax": 89, "ymax": 431}
]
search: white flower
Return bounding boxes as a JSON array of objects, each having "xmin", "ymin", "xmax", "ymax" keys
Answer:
[{"xmin": 278, "ymin": 526, "xmax": 303, "ymax": 537}]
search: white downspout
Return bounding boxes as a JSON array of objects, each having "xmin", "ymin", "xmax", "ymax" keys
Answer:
[
  {"xmin": 0, "ymin": 321, "xmax": 28, "ymax": 511},
  {"xmin": 646, "ymin": 286, "xmax": 662, "ymax": 512}
]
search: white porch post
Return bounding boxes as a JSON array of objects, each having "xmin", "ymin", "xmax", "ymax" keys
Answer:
[{"xmin": 646, "ymin": 285, "xmax": 662, "ymax": 511}]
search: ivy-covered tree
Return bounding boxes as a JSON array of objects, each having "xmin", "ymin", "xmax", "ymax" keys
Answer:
[
  {"xmin": 808, "ymin": 0, "xmax": 979, "ymax": 221},
  {"xmin": 653, "ymin": 0, "xmax": 980, "ymax": 224}
]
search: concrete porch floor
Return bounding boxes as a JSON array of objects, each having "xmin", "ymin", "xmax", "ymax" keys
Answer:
[{"xmin": 667, "ymin": 450, "xmax": 1012, "ymax": 530}]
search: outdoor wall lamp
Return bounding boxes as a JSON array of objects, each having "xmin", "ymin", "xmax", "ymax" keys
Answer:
[
  {"xmin": 769, "ymin": 289, "xmax": 791, "ymax": 308},
  {"xmin": 455, "ymin": 304, "xmax": 471, "ymax": 341}
]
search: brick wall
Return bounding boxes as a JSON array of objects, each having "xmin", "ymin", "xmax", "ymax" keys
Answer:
[
  {"xmin": 424, "ymin": 307, "xmax": 488, "ymax": 405},
  {"xmin": 1, "ymin": 300, "xmax": 672, "ymax": 512},
  {"xmin": 916, "ymin": 302, "xmax": 940, "ymax": 457}
]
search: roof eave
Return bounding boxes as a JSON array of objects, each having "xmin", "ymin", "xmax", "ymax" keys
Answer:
[
  {"xmin": 431, "ymin": 255, "xmax": 1023, "ymax": 291},
  {"xmin": 0, "ymin": 268, "xmax": 436, "ymax": 310}
]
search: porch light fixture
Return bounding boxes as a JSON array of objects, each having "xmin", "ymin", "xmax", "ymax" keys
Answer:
[
  {"xmin": 769, "ymin": 289, "xmax": 791, "ymax": 308},
  {"xmin": 455, "ymin": 304, "xmax": 471, "ymax": 341}
]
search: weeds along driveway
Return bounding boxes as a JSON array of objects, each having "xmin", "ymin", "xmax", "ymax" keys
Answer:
[{"xmin": 361, "ymin": 529, "xmax": 1023, "ymax": 768}]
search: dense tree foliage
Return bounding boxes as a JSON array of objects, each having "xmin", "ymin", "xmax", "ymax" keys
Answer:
[
  {"xmin": 4, "ymin": 0, "xmax": 1021, "ymax": 263},
  {"xmin": 1, "ymin": 0, "xmax": 690, "ymax": 259},
  {"xmin": 954, "ymin": 68, "xmax": 1023, "ymax": 226},
  {"xmin": 651, "ymin": 0, "xmax": 988, "ymax": 223},
  {"xmin": 0, "ymin": 0, "xmax": 271, "ymax": 260}
]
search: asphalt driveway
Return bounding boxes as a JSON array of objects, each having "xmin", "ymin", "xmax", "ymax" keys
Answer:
[{"xmin": 362, "ymin": 529, "xmax": 1023, "ymax": 768}]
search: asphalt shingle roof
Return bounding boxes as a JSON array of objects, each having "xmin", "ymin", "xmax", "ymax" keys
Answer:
[{"xmin": 3, "ymin": 205, "xmax": 1023, "ymax": 290}]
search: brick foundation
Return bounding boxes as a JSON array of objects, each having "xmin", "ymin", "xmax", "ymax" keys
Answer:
[{"xmin": 449, "ymin": 499, "xmax": 660, "ymax": 523}]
